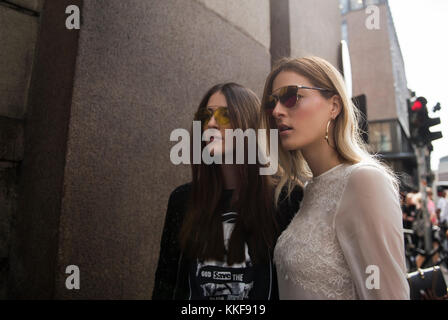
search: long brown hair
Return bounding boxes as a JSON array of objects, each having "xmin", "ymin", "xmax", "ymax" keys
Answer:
[{"xmin": 179, "ymin": 83, "xmax": 279, "ymax": 265}]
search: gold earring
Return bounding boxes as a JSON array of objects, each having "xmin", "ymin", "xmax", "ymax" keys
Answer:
[{"xmin": 325, "ymin": 119, "xmax": 334, "ymax": 148}]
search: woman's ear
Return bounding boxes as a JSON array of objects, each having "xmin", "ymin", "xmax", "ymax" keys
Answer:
[{"xmin": 330, "ymin": 95, "xmax": 342, "ymax": 119}]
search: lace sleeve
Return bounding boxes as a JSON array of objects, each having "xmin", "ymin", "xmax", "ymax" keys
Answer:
[{"xmin": 334, "ymin": 164, "xmax": 410, "ymax": 300}]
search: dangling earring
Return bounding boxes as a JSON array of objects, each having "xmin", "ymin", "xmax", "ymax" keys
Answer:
[{"xmin": 325, "ymin": 119, "xmax": 334, "ymax": 148}]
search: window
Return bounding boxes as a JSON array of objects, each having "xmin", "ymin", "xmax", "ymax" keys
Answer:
[
  {"xmin": 350, "ymin": 0, "xmax": 364, "ymax": 11},
  {"xmin": 339, "ymin": 0, "xmax": 349, "ymax": 15},
  {"xmin": 369, "ymin": 122, "xmax": 393, "ymax": 152},
  {"xmin": 365, "ymin": 0, "xmax": 380, "ymax": 6}
]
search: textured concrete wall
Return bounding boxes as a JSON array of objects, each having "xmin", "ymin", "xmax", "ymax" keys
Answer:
[
  {"xmin": 197, "ymin": 0, "xmax": 270, "ymax": 49},
  {"xmin": 0, "ymin": 118, "xmax": 24, "ymax": 295},
  {"xmin": 52, "ymin": 0, "xmax": 271, "ymax": 299},
  {"xmin": 7, "ymin": 0, "xmax": 82, "ymax": 299},
  {"xmin": 269, "ymin": 0, "xmax": 341, "ymax": 68},
  {"xmin": 0, "ymin": 161, "xmax": 18, "ymax": 299},
  {"xmin": 0, "ymin": 0, "xmax": 43, "ymax": 299},
  {"xmin": 289, "ymin": 0, "xmax": 342, "ymax": 68},
  {"xmin": 345, "ymin": 4, "xmax": 397, "ymax": 121},
  {"xmin": 8, "ymin": 0, "xmax": 44, "ymax": 12},
  {"xmin": 5, "ymin": 0, "xmax": 344, "ymax": 299},
  {"xmin": 270, "ymin": 0, "xmax": 291, "ymax": 65},
  {"xmin": 0, "ymin": 4, "xmax": 38, "ymax": 118}
]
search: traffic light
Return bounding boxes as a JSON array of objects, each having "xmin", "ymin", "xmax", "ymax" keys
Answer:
[
  {"xmin": 408, "ymin": 97, "xmax": 427, "ymax": 140},
  {"xmin": 408, "ymin": 96, "xmax": 442, "ymax": 145}
]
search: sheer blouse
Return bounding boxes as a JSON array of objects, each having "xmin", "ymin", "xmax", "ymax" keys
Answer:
[{"xmin": 274, "ymin": 162, "xmax": 410, "ymax": 300}]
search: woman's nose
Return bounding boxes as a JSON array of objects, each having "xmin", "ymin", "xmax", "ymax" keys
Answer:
[
  {"xmin": 206, "ymin": 114, "xmax": 218, "ymax": 129},
  {"xmin": 272, "ymin": 100, "xmax": 286, "ymax": 119}
]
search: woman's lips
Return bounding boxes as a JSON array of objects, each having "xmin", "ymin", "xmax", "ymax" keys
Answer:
[
  {"xmin": 278, "ymin": 124, "xmax": 293, "ymax": 136},
  {"xmin": 279, "ymin": 128, "xmax": 293, "ymax": 136}
]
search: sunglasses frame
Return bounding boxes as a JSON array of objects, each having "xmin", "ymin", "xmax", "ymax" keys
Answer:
[
  {"xmin": 265, "ymin": 85, "xmax": 332, "ymax": 113},
  {"xmin": 195, "ymin": 106, "xmax": 230, "ymax": 128}
]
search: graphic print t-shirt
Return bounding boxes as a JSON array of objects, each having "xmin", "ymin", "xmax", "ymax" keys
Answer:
[{"xmin": 189, "ymin": 190, "xmax": 255, "ymax": 300}]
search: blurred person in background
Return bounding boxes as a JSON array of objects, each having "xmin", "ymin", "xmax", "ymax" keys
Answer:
[
  {"xmin": 436, "ymin": 188, "xmax": 448, "ymax": 249},
  {"xmin": 437, "ymin": 188, "xmax": 447, "ymax": 227},
  {"xmin": 426, "ymin": 188, "xmax": 437, "ymax": 226},
  {"xmin": 402, "ymin": 192, "xmax": 417, "ymax": 230}
]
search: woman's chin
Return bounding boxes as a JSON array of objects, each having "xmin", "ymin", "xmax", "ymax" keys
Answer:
[
  {"xmin": 280, "ymin": 135, "xmax": 308, "ymax": 151},
  {"xmin": 280, "ymin": 140, "xmax": 297, "ymax": 151}
]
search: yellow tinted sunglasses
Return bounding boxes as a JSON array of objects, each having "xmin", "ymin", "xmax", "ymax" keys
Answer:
[{"xmin": 195, "ymin": 106, "xmax": 230, "ymax": 128}]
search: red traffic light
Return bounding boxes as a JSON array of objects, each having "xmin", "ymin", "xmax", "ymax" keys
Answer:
[{"xmin": 411, "ymin": 100, "xmax": 422, "ymax": 111}]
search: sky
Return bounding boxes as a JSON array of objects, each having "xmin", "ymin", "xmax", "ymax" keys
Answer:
[{"xmin": 388, "ymin": 0, "xmax": 448, "ymax": 171}]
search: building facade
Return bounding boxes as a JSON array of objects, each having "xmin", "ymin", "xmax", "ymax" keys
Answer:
[{"xmin": 340, "ymin": 0, "xmax": 418, "ymax": 189}]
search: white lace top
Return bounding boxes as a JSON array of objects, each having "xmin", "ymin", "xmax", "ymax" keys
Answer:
[{"xmin": 274, "ymin": 162, "xmax": 410, "ymax": 300}]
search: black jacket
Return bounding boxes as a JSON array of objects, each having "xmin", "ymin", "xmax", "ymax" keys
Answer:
[{"xmin": 152, "ymin": 183, "xmax": 303, "ymax": 300}]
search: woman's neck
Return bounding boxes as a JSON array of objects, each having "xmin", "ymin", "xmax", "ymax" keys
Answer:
[{"xmin": 301, "ymin": 139, "xmax": 343, "ymax": 177}]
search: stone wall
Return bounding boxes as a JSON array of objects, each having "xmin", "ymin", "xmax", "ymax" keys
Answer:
[
  {"xmin": 0, "ymin": 0, "xmax": 44, "ymax": 299},
  {"xmin": 2, "ymin": 0, "xmax": 341, "ymax": 299}
]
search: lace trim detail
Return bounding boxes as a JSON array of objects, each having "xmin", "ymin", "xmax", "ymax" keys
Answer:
[{"xmin": 274, "ymin": 163, "xmax": 359, "ymax": 299}]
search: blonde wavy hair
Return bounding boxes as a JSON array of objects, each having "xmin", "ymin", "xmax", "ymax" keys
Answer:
[{"xmin": 260, "ymin": 56, "xmax": 398, "ymax": 204}]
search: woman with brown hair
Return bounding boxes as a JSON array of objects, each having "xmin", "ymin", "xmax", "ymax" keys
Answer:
[
  {"xmin": 152, "ymin": 82, "xmax": 302, "ymax": 300},
  {"xmin": 260, "ymin": 56, "xmax": 409, "ymax": 299}
]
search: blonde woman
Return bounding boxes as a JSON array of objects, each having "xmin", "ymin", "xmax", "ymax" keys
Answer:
[{"xmin": 260, "ymin": 56, "xmax": 410, "ymax": 300}]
